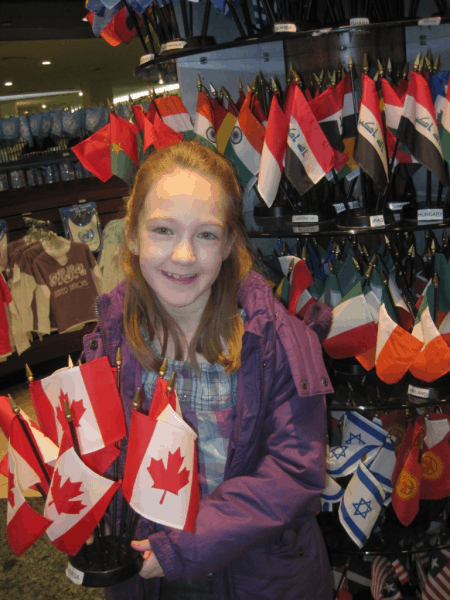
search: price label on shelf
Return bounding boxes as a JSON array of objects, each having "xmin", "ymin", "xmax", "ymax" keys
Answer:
[
  {"xmin": 418, "ymin": 17, "xmax": 441, "ymax": 25},
  {"xmin": 350, "ymin": 17, "xmax": 370, "ymax": 25}
]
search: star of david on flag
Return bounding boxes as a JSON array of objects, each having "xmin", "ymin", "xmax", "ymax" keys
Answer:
[
  {"xmin": 327, "ymin": 444, "xmax": 379, "ymax": 477},
  {"xmin": 342, "ymin": 412, "xmax": 388, "ymax": 447},
  {"xmin": 339, "ymin": 462, "xmax": 385, "ymax": 548}
]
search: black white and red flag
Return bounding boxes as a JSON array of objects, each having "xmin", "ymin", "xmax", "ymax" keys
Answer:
[
  {"xmin": 396, "ymin": 70, "xmax": 447, "ymax": 185},
  {"xmin": 354, "ymin": 73, "xmax": 389, "ymax": 192}
]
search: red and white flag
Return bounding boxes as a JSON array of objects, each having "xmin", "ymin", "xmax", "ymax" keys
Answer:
[
  {"xmin": 154, "ymin": 95, "xmax": 193, "ymax": 134},
  {"xmin": 7, "ymin": 417, "xmax": 52, "ymax": 556},
  {"xmin": 288, "ymin": 258, "xmax": 314, "ymax": 316},
  {"xmin": 144, "ymin": 107, "xmax": 183, "ymax": 151},
  {"xmin": 123, "ymin": 381, "xmax": 199, "ymax": 532},
  {"xmin": 44, "ymin": 432, "xmax": 121, "ymax": 556},
  {"xmin": 29, "ymin": 356, "xmax": 126, "ymax": 458},
  {"xmin": 284, "ymin": 84, "xmax": 335, "ymax": 195},
  {"xmin": 257, "ymin": 94, "xmax": 289, "ymax": 208}
]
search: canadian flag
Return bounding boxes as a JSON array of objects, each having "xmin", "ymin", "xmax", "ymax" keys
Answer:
[
  {"xmin": 29, "ymin": 357, "xmax": 126, "ymax": 462},
  {"xmin": 7, "ymin": 417, "xmax": 52, "ymax": 556},
  {"xmin": 44, "ymin": 431, "xmax": 121, "ymax": 556},
  {"xmin": 123, "ymin": 380, "xmax": 199, "ymax": 532}
]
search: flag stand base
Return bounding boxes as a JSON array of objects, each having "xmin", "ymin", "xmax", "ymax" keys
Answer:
[
  {"xmin": 66, "ymin": 538, "xmax": 143, "ymax": 588},
  {"xmin": 336, "ymin": 209, "xmax": 395, "ymax": 230}
]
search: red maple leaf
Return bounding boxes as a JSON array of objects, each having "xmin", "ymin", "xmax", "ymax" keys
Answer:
[
  {"xmin": 56, "ymin": 389, "xmax": 86, "ymax": 429},
  {"xmin": 147, "ymin": 448, "xmax": 190, "ymax": 504},
  {"xmin": 48, "ymin": 470, "xmax": 86, "ymax": 515},
  {"xmin": 8, "ymin": 470, "xmax": 15, "ymax": 508}
]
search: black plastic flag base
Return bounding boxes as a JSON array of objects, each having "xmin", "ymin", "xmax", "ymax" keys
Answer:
[
  {"xmin": 66, "ymin": 537, "xmax": 143, "ymax": 588},
  {"xmin": 401, "ymin": 202, "xmax": 450, "ymax": 224},
  {"xmin": 253, "ymin": 202, "xmax": 293, "ymax": 220},
  {"xmin": 159, "ymin": 36, "xmax": 216, "ymax": 54},
  {"xmin": 336, "ymin": 208, "xmax": 395, "ymax": 230}
]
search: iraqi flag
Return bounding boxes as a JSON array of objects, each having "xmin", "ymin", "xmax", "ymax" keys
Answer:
[
  {"xmin": 6, "ymin": 417, "xmax": 53, "ymax": 556},
  {"xmin": 284, "ymin": 85, "xmax": 335, "ymax": 195},
  {"xmin": 375, "ymin": 302, "xmax": 422, "ymax": 385},
  {"xmin": 44, "ymin": 432, "xmax": 121, "ymax": 556},
  {"xmin": 354, "ymin": 73, "xmax": 388, "ymax": 192},
  {"xmin": 224, "ymin": 91, "xmax": 265, "ymax": 188},
  {"xmin": 440, "ymin": 74, "xmax": 450, "ymax": 163},
  {"xmin": 154, "ymin": 95, "xmax": 193, "ymax": 135},
  {"xmin": 381, "ymin": 77, "xmax": 416, "ymax": 165},
  {"xmin": 342, "ymin": 72, "xmax": 357, "ymax": 140},
  {"xmin": 193, "ymin": 90, "xmax": 216, "ymax": 149},
  {"xmin": 257, "ymin": 94, "xmax": 289, "ymax": 208},
  {"xmin": 397, "ymin": 70, "xmax": 447, "ymax": 185},
  {"xmin": 322, "ymin": 281, "xmax": 378, "ymax": 359},
  {"xmin": 29, "ymin": 356, "xmax": 126, "ymax": 461}
]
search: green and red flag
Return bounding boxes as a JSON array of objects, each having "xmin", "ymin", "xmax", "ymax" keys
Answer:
[
  {"xmin": 110, "ymin": 112, "xmax": 140, "ymax": 187},
  {"xmin": 288, "ymin": 258, "xmax": 314, "ymax": 316},
  {"xmin": 420, "ymin": 414, "xmax": 450, "ymax": 500},
  {"xmin": 72, "ymin": 123, "xmax": 112, "ymax": 182}
]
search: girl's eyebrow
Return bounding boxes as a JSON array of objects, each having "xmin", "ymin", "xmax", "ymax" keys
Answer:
[{"xmin": 147, "ymin": 217, "xmax": 223, "ymax": 228}]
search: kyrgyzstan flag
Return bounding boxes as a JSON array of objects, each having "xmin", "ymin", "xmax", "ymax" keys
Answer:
[
  {"xmin": 123, "ymin": 378, "xmax": 199, "ymax": 532},
  {"xmin": 354, "ymin": 73, "xmax": 388, "ymax": 192},
  {"xmin": 224, "ymin": 91, "xmax": 266, "ymax": 188},
  {"xmin": 193, "ymin": 90, "xmax": 217, "ymax": 149},
  {"xmin": 391, "ymin": 419, "xmax": 424, "ymax": 526},
  {"xmin": 44, "ymin": 431, "xmax": 121, "ymax": 556},
  {"xmin": 284, "ymin": 84, "xmax": 335, "ymax": 195},
  {"xmin": 7, "ymin": 417, "xmax": 52, "ymax": 556},
  {"xmin": 211, "ymin": 99, "xmax": 236, "ymax": 154},
  {"xmin": 154, "ymin": 95, "xmax": 194, "ymax": 135},
  {"xmin": 440, "ymin": 74, "xmax": 450, "ymax": 164},
  {"xmin": 322, "ymin": 281, "xmax": 378, "ymax": 359},
  {"xmin": 29, "ymin": 356, "xmax": 125, "ymax": 467},
  {"xmin": 397, "ymin": 70, "xmax": 447, "ymax": 185},
  {"xmin": 72, "ymin": 124, "xmax": 113, "ymax": 183},
  {"xmin": 420, "ymin": 414, "xmax": 450, "ymax": 500},
  {"xmin": 144, "ymin": 106, "xmax": 183, "ymax": 152},
  {"xmin": 257, "ymin": 94, "xmax": 289, "ymax": 208},
  {"xmin": 375, "ymin": 302, "xmax": 422, "ymax": 385}
]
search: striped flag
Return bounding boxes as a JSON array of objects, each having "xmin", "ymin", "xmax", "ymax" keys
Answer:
[
  {"xmin": 381, "ymin": 77, "xmax": 416, "ymax": 165},
  {"xmin": 419, "ymin": 546, "xmax": 450, "ymax": 600},
  {"xmin": 355, "ymin": 73, "xmax": 388, "ymax": 192},
  {"xmin": 342, "ymin": 72, "xmax": 357, "ymax": 140},
  {"xmin": 321, "ymin": 473, "xmax": 344, "ymax": 511},
  {"xmin": 397, "ymin": 70, "xmax": 447, "ymax": 185},
  {"xmin": 341, "ymin": 412, "xmax": 388, "ymax": 447},
  {"xmin": 367, "ymin": 438, "xmax": 396, "ymax": 495},
  {"xmin": 212, "ymin": 98, "xmax": 236, "ymax": 154},
  {"xmin": 309, "ymin": 78, "xmax": 345, "ymax": 152},
  {"xmin": 440, "ymin": 74, "xmax": 450, "ymax": 163},
  {"xmin": 193, "ymin": 90, "xmax": 216, "ymax": 149},
  {"xmin": 284, "ymin": 85, "xmax": 335, "ymax": 195},
  {"xmin": 224, "ymin": 91, "xmax": 265, "ymax": 188},
  {"xmin": 257, "ymin": 94, "xmax": 289, "ymax": 208},
  {"xmin": 154, "ymin": 95, "xmax": 193, "ymax": 135},
  {"xmin": 327, "ymin": 444, "xmax": 379, "ymax": 478},
  {"xmin": 370, "ymin": 557, "xmax": 402, "ymax": 600}
]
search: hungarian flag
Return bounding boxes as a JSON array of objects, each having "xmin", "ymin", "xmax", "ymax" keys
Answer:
[
  {"xmin": 257, "ymin": 94, "xmax": 289, "ymax": 208},
  {"xmin": 144, "ymin": 107, "xmax": 183, "ymax": 151},
  {"xmin": 123, "ymin": 380, "xmax": 199, "ymax": 532},
  {"xmin": 375, "ymin": 302, "xmax": 422, "ymax": 385},
  {"xmin": 193, "ymin": 90, "xmax": 216, "ymax": 149},
  {"xmin": 211, "ymin": 99, "xmax": 236, "ymax": 154},
  {"xmin": 7, "ymin": 417, "xmax": 52, "ymax": 556},
  {"xmin": 284, "ymin": 85, "xmax": 335, "ymax": 195},
  {"xmin": 355, "ymin": 73, "xmax": 388, "ymax": 192},
  {"xmin": 420, "ymin": 414, "xmax": 450, "ymax": 500},
  {"xmin": 44, "ymin": 431, "xmax": 121, "ymax": 556},
  {"xmin": 391, "ymin": 419, "xmax": 424, "ymax": 526},
  {"xmin": 224, "ymin": 91, "xmax": 265, "ymax": 188},
  {"xmin": 110, "ymin": 112, "xmax": 140, "ymax": 187},
  {"xmin": 440, "ymin": 74, "xmax": 450, "ymax": 163},
  {"xmin": 29, "ymin": 357, "xmax": 125, "ymax": 466},
  {"xmin": 323, "ymin": 281, "xmax": 378, "ymax": 359},
  {"xmin": 397, "ymin": 70, "xmax": 447, "ymax": 185},
  {"xmin": 72, "ymin": 124, "xmax": 113, "ymax": 182},
  {"xmin": 154, "ymin": 95, "xmax": 194, "ymax": 136}
]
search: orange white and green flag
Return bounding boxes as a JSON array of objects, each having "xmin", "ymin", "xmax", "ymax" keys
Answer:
[
  {"xmin": 154, "ymin": 95, "xmax": 194, "ymax": 135},
  {"xmin": 193, "ymin": 90, "xmax": 216, "ymax": 149}
]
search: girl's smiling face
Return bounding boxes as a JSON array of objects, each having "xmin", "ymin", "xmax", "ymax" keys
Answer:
[{"xmin": 135, "ymin": 166, "xmax": 234, "ymax": 322}]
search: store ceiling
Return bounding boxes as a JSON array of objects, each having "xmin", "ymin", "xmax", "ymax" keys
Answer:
[{"xmin": 0, "ymin": 0, "xmax": 149, "ymax": 108}]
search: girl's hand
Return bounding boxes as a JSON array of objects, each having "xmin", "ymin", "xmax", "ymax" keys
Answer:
[{"xmin": 131, "ymin": 539, "xmax": 165, "ymax": 579}]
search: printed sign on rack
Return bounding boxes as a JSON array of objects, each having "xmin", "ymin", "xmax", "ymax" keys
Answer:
[
  {"xmin": 161, "ymin": 40, "xmax": 187, "ymax": 52},
  {"xmin": 274, "ymin": 23, "xmax": 297, "ymax": 33},
  {"xmin": 292, "ymin": 214, "xmax": 319, "ymax": 223},
  {"xmin": 350, "ymin": 17, "xmax": 370, "ymax": 25},
  {"xmin": 418, "ymin": 16, "xmax": 441, "ymax": 25},
  {"xmin": 369, "ymin": 215, "xmax": 385, "ymax": 228},
  {"xmin": 293, "ymin": 225, "xmax": 320, "ymax": 233},
  {"xmin": 407, "ymin": 385, "xmax": 430, "ymax": 399},
  {"xmin": 417, "ymin": 208, "xmax": 443, "ymax": 222},
  {"xmin": 388, "ymin": 202, "xmax": 409, "ymax": 212},
  {"xmin": 66, "ymin": 564, "xmax": 84, "ymax": 585}
]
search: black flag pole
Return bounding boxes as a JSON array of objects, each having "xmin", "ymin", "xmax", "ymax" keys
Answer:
[{"xmin": 123, "ymin": 0, "xmax": 149, "ymax": 54}]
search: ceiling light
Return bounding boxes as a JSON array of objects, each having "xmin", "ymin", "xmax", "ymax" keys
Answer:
[
  {"xmin": 4, "ymin": 81, "xmax": 12, "ymax": 86},
  {"xmin": 42, "ymin": 61, "xmax": 51, "ymax": 65},
  {"xmin": 42, "ymin": 104, "xmax": 47, "ymax": 109},
  {"xmin": 78, "ymin": 92, "xmax": 83, "ymax": 96}
]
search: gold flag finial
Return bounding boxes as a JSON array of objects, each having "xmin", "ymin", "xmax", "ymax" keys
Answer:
[
  {"xmin": 362, "ymin": 53, "xmax": 369, "ymax": 74},
  {"xmin": 431, "ymin": 238, "xmax": 436, "ymax": 255},
  {"xmin": 115, "ymin": 346, "xmax": 122, "ymax": 368},
  {"xmin": 433, "ymin": 273, "xmax": 440, "ymax": 289},
  {"xmin": 132, "ymin": 388, "xmax": 141, "ymax": 411},
  {"xmin": 328, "ymin": 260, "xmax": 334, "ymax": 274},
  {"xmin": 291, "ymin": 67, "xmax": 301, "ymax": 85},
  {"xmin": 313, "ymin": 72, "xmax": 320, "ymax": 86},
  {"xmin": 403, "ymin": 62, "xmax": 409, "ymax": 78},
  {"xmin": 419, "ymin": 55, "xmax": 424, "ymax": 73},
  {"xmin": 25, "ymin": 363, "xmax": 34, "ymax": 382},
  {"xmin": 167, "ymin": 371, "xmax": 177, "ymax": 393},
  {"xmin": 158, "ymin": 357, "xmax": 168, "ymax": 378},
  {"xmin": 387, "ymin": 58, "xmax": 393, "ymax": 76},
  {"xmin": 425, "ymin": 56, "xmax": 432, "ymax": 72},
  {"xmin": 210, "ymin": 83, "xmax": 218, "ymax": 98},
  {"xmin": 330, "ymin": 70, "xmax": 336, "ymax": 87},
  {"xmin": 270, "ymin": 77, "xmax": 279, "ymax": 93},
  {"xmin": 377, "ymin": 59, "xmax": 384, "ymax": 77},
  {"xmin": 413, "ymin": 53, "xmax": 421, "ymax": 72},
  {"xmin": 68, "ymin": 355, "xmax": 74, "ymax": 368},
  {"xmin": 348, "ymin": 54, "xmax": 354, "ymax": 71},
  {"xmin": 246, "ymin": 83, "xmax": 252, "ymax": 94},
  {"xmin": 250, "ymin": 75, "xmax": 258, "ymax": 93},
  {"xmin": 318, "ymin": 69, "xmax": 324, "ymax": 84},
  {"xmin": 288, "ymin": 258, "xmax": 295, "ymax": 273},
  {"xmin": 352, "ymin": 257, "xmax": 361, "ymax": 272},
  {"xmin": 64, "ymin": 400, "xmax": 72, "ymax": 421},
  {"xmin": 238, "ymin": 78, "xmax": 243, "ymax": 91},
  {"xmin": 301, "ymin": 245, "xmax": 308, "ymax": 262},
  {"xmin": 8, "ymin": 394, "xmax": 20, "ymax": 415},
  {"xmin": 434, "ymin": 55, "xmax": 440, "ymax": 73},
  {"xmin": 197, "ymin": 74, "xmax": 202, "ymax": 91},
  {"xmin": 426, "ymin": 47, "xmax": 433, "ymax": 62}
]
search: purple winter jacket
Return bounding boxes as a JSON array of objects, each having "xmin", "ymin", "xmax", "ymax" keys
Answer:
[{"xmin": 82, "ymin": 271, "xmax": 334, "ymax": 600}]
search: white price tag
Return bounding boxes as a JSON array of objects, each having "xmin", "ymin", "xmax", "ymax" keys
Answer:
[
  {"xmin": 293, "ymin": 225, "xmax": 320, "ymax": 233},
  {"xmin": 292, "ymin": 214, "xmax": 319, "ymax": 223},
  {"xmin": 140, "ymin": 54, "xmax": 155, "ymax": 64},
  {"xmin": 418, "ymin": 17, "xmax": 441, "ymax": 25},
  {"xmin": 274, "ymin": 23, "xmax": 297, "ymax": 33},
  {"xmin": 350, "ymin": 17, "xmax": 370, "ymax": 25},
  {"xmin": 66, "ymin": 564, "xmax": 84, "ymax": 585},
  {"xmin": 370, "ymin": 215, "xmax": 385, "ymax": 228},
  {"xmin": 161, "ymin": 40, "xmax": 187, "ymax": 52},
  {"xmin": 417, "ymin": 208, "xmax": 443, "ymax": 222},
  {"xmin": 408, "ymin": 385, "xmax": 431, "ymax": 399},
  {"xmin": 388, "ymin": 202, "xmax": 408, "ymax": 211}
]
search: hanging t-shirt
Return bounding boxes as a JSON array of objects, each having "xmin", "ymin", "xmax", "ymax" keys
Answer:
[{"xmin": 32, "ymin": 242, "xmax": 100, "ymax": 333}]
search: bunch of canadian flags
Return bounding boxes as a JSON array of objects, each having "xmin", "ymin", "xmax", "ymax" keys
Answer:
[{"xmin": 0, "ymin": 356, "xmax": 199, "ymax": 557}]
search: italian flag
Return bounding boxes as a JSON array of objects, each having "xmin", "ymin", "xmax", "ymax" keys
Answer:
[
  {"xmin": 323, "ymin": 281, "xmax": 378, "ymax": 359},
  {"xmin": 224, "ymin": 91, "xmax": 265, "ymax": 188},
  {"xmin": 193, "ymin": 90, "xmax": 216, "ymax": 149},
  {"xmin": 440, "ymin": 73, "xmax": 450, "ymax": 164},
  {"xmin": 375, "ymin": 303, "xmax": 422, "ymax": 385},
  {"xmin": 257, "ymin": 94, "xmax": 289, "ymax": 208}
]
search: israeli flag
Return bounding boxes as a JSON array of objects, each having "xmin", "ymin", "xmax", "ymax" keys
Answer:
[
  {"xmin": 364, "ymin": 438, "xmax": 396, "ymax": 494},
  {"xmin": 327, "ymin": 444, "xmax": 379, "ymax": 477},
  {"xmin": 339, "ymin": 462, "xmax": 385, "ymax": 548},
  {"xmin": 321, "ymin": 473, "xmax": 344, "ymax": 512},
  {"xmin": 342, "ymin": 411, "xmax": 388, "ymax": 447}
]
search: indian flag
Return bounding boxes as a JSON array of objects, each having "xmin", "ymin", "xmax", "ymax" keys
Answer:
[
  {"xmin": 193, "ymin": 90, "xmax": 216, "ymax": 149},
  {"xmin": 224, "ymin": 91, "xmax": 265, "ymax": 188}
]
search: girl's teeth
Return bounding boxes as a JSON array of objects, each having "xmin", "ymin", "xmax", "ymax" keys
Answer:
[{"xmin": 164, "ymin": 271, "xmax": 196, "ymax": 280}]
